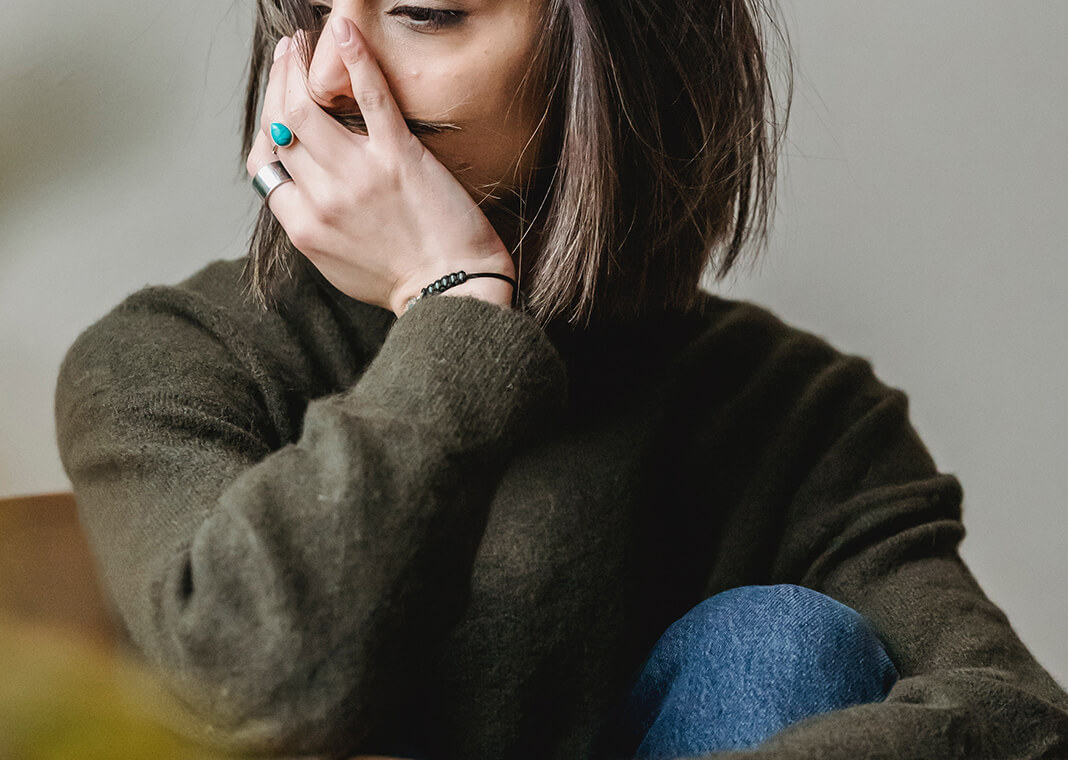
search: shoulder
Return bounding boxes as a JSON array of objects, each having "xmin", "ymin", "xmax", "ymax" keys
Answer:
[
  {"xmin": 666, "ymin": 295, "xmax": 949, "ymax": 537},
  {"xmin": 55, "ymin": 258, "xmax": 395, "ymax": 448},
  {"xmin": 54, "ymin": 261, "xmax": 275, "ymax": 456},
  {"xmin": 681, "ymin": 291, "xmax": 886, "ymax": 394},
  {"xmin": 674, "ymin": 291, "xmax": 912, "ymax": 447},
  {"xmin": 60, "ymin": 257, "xmax": 394, "ymax": 378},
  {"xmin": 57, "ymin": 260, "xmax": 279, "ymax": 410},
  {"xmin": 690, "ymin": 291, "xmax": 854, "ymax": 365},
  {"xmin": 62, "ymin": 259, "xmax": 278, "ymax": 359}
]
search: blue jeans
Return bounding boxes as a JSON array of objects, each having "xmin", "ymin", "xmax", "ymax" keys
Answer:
[{"xmin": 615, "ymin": 584, "xmax": 900, "ymax": 759}]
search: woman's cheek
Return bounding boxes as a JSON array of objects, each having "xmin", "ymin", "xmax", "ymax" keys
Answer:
[{"xmin": 379, "ymin": 56, "xmax": 533, "ymax": 189}]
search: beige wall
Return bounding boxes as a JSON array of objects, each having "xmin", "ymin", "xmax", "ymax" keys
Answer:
[{"xmin": 2, "ymin": 0, "xmax": 1065, "ymax": 686}]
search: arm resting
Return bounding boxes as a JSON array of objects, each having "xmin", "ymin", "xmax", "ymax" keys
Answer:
[
  {"xmin": 704, "ymin": 364, "xmax": 1067, "ymax": 759},
  {"xmin": 56, "ymin": 293, "xmax": 567, "ymax": 754}
]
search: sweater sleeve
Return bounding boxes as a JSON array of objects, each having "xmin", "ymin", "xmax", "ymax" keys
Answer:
[
  {"xmin": 54, "ymin": 291, "xmax": 567, "ymax": 756},
  {"xmin": 703, "ymin": 355, "xmax": 1068, "ymax": 759}
]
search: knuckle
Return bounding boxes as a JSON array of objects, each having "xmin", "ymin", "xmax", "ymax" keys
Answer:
[
  {"xmin": 305, "ymin": 74, "xmax": 332, "ymax": 108},
  {"xmin": 287, "ymin": 230, "xmax": 311, "ymax": 254},
  {"xmin": 283, "ymin": 101, "xmax": 309, "ymax": 130},
  {"xmin": 378, "ymin": 161, "xmax": 402, "ymax": 188},
  {"xmin": 313, "ymin": 191, "xmax": 347, "ymax": 226},
  {"xmin": 381, "ymin": 134, "xmax": 419, "ymax": 168},
  {"xmin": 376, "ymin": 153, "xmax": 405, "ymax": 185},
  {"xmin": 394, "ymin": 131, "xmax": 420, "ymax": 155},
  {"xmin": 340, "ymin": 34, "xmax": 367, "ymax": 62},
  {"xmin": 284, "ymin": 217, "xmax": 314, "ymax": 251},
  {"xmin": 355, "ymin": 87, "xmax": 387, "ymax": 111}
]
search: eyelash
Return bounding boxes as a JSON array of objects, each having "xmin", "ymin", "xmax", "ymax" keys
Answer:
[
  {"xmin": 308, "ymin": 4, "xmax": 466, "ymax": 33},
  {"xmin": 388, "ymin": 6, "xmax": 466, "ymax": 31}
]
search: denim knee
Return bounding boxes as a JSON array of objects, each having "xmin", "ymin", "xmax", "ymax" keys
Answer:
[
  {"xmin": 620, "ymin": 584, "xmax": 900, "ymax": 758},
  {"xmin": 684, "ymin": 584, "xmax": 899, "ymax": 697}
]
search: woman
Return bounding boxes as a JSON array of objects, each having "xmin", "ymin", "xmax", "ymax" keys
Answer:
[{"xmin": 54, "ymin": 0, "xmax": 1068, "ymax": 758}]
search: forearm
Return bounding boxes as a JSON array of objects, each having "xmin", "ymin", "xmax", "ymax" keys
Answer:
[
  {"xmin": 57, "ymin": 293, "xmax": 567, "ymax": 754},
  {"xmin": 744, "ymin": 369, "xmax": 1068, "ymax": 758}
]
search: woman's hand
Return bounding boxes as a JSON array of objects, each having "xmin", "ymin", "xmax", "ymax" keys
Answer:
[{"xmin": 246, "ymin": 16, "xmax": 515, "ymax": 316}]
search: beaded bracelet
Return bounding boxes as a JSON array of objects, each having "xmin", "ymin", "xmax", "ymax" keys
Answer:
[{"xmin": 404, "ymin": 271, "xmax": 519, "ymax": 312}]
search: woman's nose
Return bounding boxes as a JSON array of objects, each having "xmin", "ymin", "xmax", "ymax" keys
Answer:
[{"xmin": 306, "ymin": 15, "xmax": 358, "ymax": 112}]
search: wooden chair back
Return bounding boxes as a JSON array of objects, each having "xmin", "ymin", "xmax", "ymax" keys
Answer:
[{"xmin": 0, "ymin": 492, "xmax": 117, "ymax": 647}]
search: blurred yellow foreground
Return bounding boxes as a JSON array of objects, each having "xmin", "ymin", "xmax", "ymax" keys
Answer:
[{"xmin": 0, "ymin": 618, "xmax": 242, "ymax": 760}]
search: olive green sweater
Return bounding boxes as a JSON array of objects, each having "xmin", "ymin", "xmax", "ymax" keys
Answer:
[{"xmin": 55, "ymin": 259, "xmax": 1068, "ymax": 759}]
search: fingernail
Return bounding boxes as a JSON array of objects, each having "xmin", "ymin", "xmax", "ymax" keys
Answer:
[
  {"xmin": 331, "ymin": 16, "xmax": 352, "ymax": 45},
  {"xmin": 273, "ymin": 36, "xmax": 290, "ymax": 61}
]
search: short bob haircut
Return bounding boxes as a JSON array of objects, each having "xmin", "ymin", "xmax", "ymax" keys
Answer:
[{"xmin": 242, "ymin": 0, "xmax": 792, "ymax": 326}]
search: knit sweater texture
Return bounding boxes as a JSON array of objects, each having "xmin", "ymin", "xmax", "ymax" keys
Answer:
[{"xmin": 55, "ymin": 258, "xmax": 1068, "ymax": 759}]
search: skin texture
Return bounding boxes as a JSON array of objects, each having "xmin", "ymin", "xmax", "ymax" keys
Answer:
[
  {"xmin": 245, "ymin": 1, "xmax": 549, "ymax": 314},
  {"xmin": 307, "ymin": 0, "xmax": 547, "ymax": 200}
]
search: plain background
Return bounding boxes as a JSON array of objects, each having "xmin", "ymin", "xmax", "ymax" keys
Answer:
[{"xmin": 1, "ymin": 1, "xmax": 1065, "ymax": 688}]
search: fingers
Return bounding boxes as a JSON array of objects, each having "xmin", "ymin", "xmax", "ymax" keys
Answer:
[
  {"xmin": 280, "ymin": 35, "xmax": 358, "ymax": 164},
  {"xmin": 247, "ymin": 128, "xmax": 299, "ymax": 217},
  {"xmin": 260, "ymin": 21, "xmax": 408, "ymax": 151},
  {"xmin": 259, "ymin": 37, "xmax": 292, "ymax": 143},
  {"xmin": 258, "ymin": 35, "xmax": 324, "ymax": 161},
  {"xmin": 247, "ymin": 44, "xmax": 305, "ymax": 217},
  {"xmin": 245, "ymin": 19, "xmax": 417, "ymax": 257},
  {"xmin": 248, "ymin": 38, "xmax": 299, "ymax": 195},
  {"xmin": 329, "ymin": 15, "xmax": 410, "ymax": 145},
  {"xmin": 307, "ymin": 23, "xmax": 357, "ymax": 112},
  {"xmin": 247, "ymin": 133, "xmax": 322, "ymax": 258}
]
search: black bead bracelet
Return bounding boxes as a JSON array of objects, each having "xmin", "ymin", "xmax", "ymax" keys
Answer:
[{"xmin": 405, "ymin": 271, "xmax": 519, "ymax": 311}]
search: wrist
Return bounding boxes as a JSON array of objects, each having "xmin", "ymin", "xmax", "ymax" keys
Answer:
[{"xmin": 392, "ymin": 254, "xmax": 517, "ymax": 316}]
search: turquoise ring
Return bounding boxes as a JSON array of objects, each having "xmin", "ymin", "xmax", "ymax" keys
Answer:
[{"xmin": 270, "ymin": 122, "xmax": 295, "ymax": 148}]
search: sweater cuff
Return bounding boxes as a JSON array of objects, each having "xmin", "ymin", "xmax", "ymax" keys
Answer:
[{"xmin": 348, "ymin": 295, "xmax": 568, "ymax": 452}]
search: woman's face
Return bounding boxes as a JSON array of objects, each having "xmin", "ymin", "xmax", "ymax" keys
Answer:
[{"xmin": 305, "ymin": 0, "xmax": 550, "ymax": 201}]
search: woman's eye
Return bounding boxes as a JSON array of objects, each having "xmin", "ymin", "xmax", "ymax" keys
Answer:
[
  {"xmin": 310, "ymin": 3, "xmax": 331, "ymax": 23},
  {"xmin": 387, "ymin": 5, "xmax": 466, "ymax": 32}
]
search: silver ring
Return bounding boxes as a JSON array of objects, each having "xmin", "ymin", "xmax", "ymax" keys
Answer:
[{"xmin": 252, "ymin": 161, "xmax": 293, "ymax": 204}]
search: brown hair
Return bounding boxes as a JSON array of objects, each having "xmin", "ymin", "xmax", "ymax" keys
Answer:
[{"xmin": 241, "ymin": 0, "xmax": 792, "ymax": 326}]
